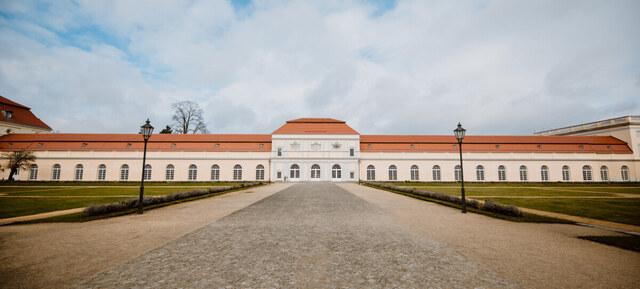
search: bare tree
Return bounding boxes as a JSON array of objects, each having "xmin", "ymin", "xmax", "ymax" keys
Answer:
[
  {"xmin": 171, "ymin": 101, "xmax": 209, "ymax": 134},
  {"xmin": 2, "ymin": 151, "xmax": 36, "ymax": 181}
]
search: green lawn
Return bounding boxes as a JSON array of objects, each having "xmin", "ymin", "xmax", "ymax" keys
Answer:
[
  {"xmin": 405, "ymin": 186, "xmax": 617, "ymax": 197},
  {"xmin": 0, "ymin": 182, "xmax": 237, "ymax": 219},
  {"xmin": 386, "ymin": 182, "xmax": 640, "ymax": 226},
  {"xmin": 482, "ymin": 198, "xmax": 640, "ymax": 226}
]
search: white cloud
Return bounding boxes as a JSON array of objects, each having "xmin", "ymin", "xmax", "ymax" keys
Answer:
[{"xmin": 0, "ymin": 0, "xmax": 638, "ymax": 134}]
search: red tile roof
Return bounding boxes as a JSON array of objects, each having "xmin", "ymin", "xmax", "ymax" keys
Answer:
[
  {"xmin": 0, "ymin": 96, "xmax": 52, "ymax": 131},
  {"xmin": 0, "ymin": 134, "xmax": 272, "ymax": 152},
  {"xmin": 272, "ymin": 118, "xmax": 359, "ymax": 135},
  {"xmin": 360, "ymin": 135, "xmax": 632, "ymax": 154}
]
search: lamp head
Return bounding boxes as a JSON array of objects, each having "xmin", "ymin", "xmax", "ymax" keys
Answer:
[
  {"xmin": 140, "ymin": 119, "xmax": 154, "ymax": 140},
  {"xmin": 454, "ymin": 122, "xmax": 466, "ymax": 143}
]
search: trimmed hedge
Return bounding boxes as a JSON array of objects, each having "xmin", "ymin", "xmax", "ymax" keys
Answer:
[
  {"xmin": 364, "ymin": 182, "xmax": 521, "ymax": 217},
  {"xmin": 83, "ymin": 182, "xmax": 263, "ymax": 217}
]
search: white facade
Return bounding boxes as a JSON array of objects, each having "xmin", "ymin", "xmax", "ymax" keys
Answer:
[{"xmin": 270, "ymin": 134, "xmax": 360, "ymax": 182}]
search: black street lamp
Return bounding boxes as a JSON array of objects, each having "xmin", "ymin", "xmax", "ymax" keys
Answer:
[
  {"xmin": 138, "ymin": 119, "xmax": 154, "ymax": 214},
  {"xmin": 454, "ymin": 122, "xmax": 466, "ymax": 213}
]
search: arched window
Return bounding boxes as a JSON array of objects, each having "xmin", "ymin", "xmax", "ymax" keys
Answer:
[
  {"xmin": 498, "ymin": 165, "xmax": 506, "ymax": 181},
  {"xmin": 621, "ymin": 166, "xmax": 629, "ymax": 181},
  {"xmin": 332, "ymin": 164, "xmax": 341, "ymax": 179},
  {"xmin": 97, "ymin": 164, "xmax": 106, "ymax": 180},
  {"xmin": 188, "ymin": 164, "xmax": 198, "ymax": 180},
  {"xmin": 75, "ymin": 164, "xmax": 84, "ymax": 180},
  {"xmin": 432, "ymin": 165, "xmax": 441, "ymax": 181},
  {"xmin": 519, "ymin": 165, "xmax": 528, "ymax": 181},
  {"xmin": 290, "ymin": 164, "xmax": 300, "ymax": 179},
  {"xmin": 310, "ymin": 164, "xmax": 320, "ymax": 179},
  {"xmin": 211, "ymin": 165, "xmax": 220, "ymax": 181},
  {"xmin": 166, "ymin": 164, "xmax": 175, "ymax": 180},
  {"xmin": 454, "ymin": 165, "xmax": 461, "ymax": 181},
  {"xmin": 233, "ymin": 164, "xmax": 242, "ymax": 180},
  {"xmin": 540, "ymin": 165, "xmax": 549, "ymax": 182},
  {"xmin": 143, "ymin": 164, "xmax": 152, "ymax": 180},
  {"xmin": 52, "ymin": 164, "xmax": 61, "ymax": 180},
  {"xmin": 120, "ymin": 164, "xmax": 129, "ymax": 181},
  {"xmin": 29, "ymin": 164, "xmax": 38, "ymax": 180},
  {"xmin": 366, "ymin": 165, "xmax": 375, "ymax": 181},
  {"xmin": 476, "ymin": 165, "xmax": 485, "ymax": 181},
  {"xmin": 410, "ymin": 165, "xmax": 419, "ymax": 181},
  {"xmin": 600, "ymin": 166, "xmax": 609, "ymax": 181},
  {"xmin": 388, "ymin": 165, "xmax": 397, "ymax": 181},
  {"xmin": 256, "ymin": 165, "xmax": 265, "ymax": 180},
  {"xmin": 582, "ymin": 165, "xmax": 592, "ymax": 181},
  {"xmin": 562, "ymin": 165, "xmax": 570, "ymax": 181}
]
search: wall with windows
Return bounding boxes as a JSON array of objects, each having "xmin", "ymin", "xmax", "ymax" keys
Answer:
[
  {"xmin": 5, "ymin": 150, "xmax": 271, "ymax": 182},
  {"xmin": 359, "ymin": 152, "xmax": 635, "ymax": 182}
]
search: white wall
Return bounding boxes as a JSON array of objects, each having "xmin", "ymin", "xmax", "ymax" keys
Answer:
[
  {"xmin": 2, "ymin": 150, "xmax": 271, "ymax": 182},
  {"xmin": 359, "ymin": 152, "xmax": 636, "ymax": 182}
]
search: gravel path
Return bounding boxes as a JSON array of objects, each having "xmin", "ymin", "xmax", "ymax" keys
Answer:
[
  {"xmin": 79, "ymin": 183, "xmax": 515, "ymax": 289},
  {"xmin": 0, "ymin": 183, "xmax": 288, "ymax": 289},
  {"xmin": 342, "ymin": 183, "xmax": 640, "ymax": 289}
]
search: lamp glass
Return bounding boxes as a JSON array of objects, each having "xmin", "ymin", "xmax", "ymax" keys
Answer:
[
  {"xmin": 454, "ymin": 122, "xmax": 466, "ymax": 143},
  {"xmin": 141, "ymin": 119, "xmax": 154, "ymax": 140}
]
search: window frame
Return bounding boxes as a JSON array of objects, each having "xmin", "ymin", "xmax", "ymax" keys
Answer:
[
  {"xmin": 388, "ymin": 165, "xmax": 397, "ymax": 181},
  {"xmin": 476, "ymin": 165, "xmax": 485, "ymax": 181},
  {"xmin": 366, "ymin": 165, "xmax": 375, "ymax": 181},
  {"xmin": 29, "ymin": 164, "xmax": 38, "ymax": 180},
  {"xmin": 120, "ymin": 164, "xmax": 129, "ymax": 181},
  {"xmin": 97, "ymin": 164, "xmax": 107, "ymax": 181},
  {"xmin": 256, "ymin": 164, "xmax": 265, "ymax": 180},
  {"xmin": 410, "ymin": 165, "xmax": 419, "ymax": 181},
  {"xmin": 519, "ymin": 165, "xmax": 528, "ymax": 181},
  {"xmin": 166, "ymin": 164, "xmax": 175, "ymax": 181},
  {"xmin": 540, "ymin": 165, "xmax": 549, "ymax": 182},
  {"xmin": 233, "ymin": 164, "xmax": 242, "ymax": 180},
  {"xmin": 498, "ymin": 165, "xmax": 506, "ymax": 181},
  {"xmin": 75, "ymin": 164, "xmax": 84, "ymax": 181},
  {"xmin": 582, "ymin": 165, "xmax": 592, "ymax": 181},
  {"xmin": 188, "ymin": 164, "xmax": 198, "ymax": 181}
]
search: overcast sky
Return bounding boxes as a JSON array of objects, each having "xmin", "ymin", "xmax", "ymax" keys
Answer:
[{"xmin": 0, "ymin": 0, "xmax": 638, "ymax": 135}]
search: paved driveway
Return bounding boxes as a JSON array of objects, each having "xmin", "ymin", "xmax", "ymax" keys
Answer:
[{"xmin": 79, "ymin": 183, "xmax": 514, "ymax": 288}]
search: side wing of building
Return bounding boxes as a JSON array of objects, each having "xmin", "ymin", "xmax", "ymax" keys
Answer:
[{"xmin": 0, "ymin": 134, "xmax": 272, "ymax": 182}]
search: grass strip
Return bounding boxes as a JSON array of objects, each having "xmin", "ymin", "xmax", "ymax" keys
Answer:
[
  {"xmin": 363, "ymin": 182, "xmax": 572, "ymax": 223},
  {"xmin": 9, "ymin": 182, "xmax": 266, "ymax": 224}
]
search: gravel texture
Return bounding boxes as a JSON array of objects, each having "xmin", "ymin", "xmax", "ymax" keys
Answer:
[{"xmin": 79, "ymin": 183, "xmax": 515, "ymax": 289}]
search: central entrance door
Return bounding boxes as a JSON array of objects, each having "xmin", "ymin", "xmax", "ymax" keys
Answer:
[
  {"xmin": 310, "ymin": 164, "xmax": 321, "ymax": 180},
  {"xmin": 332, "ymin": 164, "xmax": 342, "ymax": 181}
]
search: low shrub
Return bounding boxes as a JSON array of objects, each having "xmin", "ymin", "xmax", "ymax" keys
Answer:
[
  {"xmin": 83, "ymin": 182, "xmax": 263, "ymax": 217},
  {"xmin": 481, "ymin": 200, "xmax": 523, "ymax": 217},
  {"xmin": 365, "ymin": 182, "xmax": 506, "ymax": 215}
]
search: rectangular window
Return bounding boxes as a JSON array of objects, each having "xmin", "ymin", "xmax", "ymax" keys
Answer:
[
  {"xmin": 277, "ymin": 148, "xmax": 282, "ymax": 157},
  {"xmin": 349, "ymin": 148, "xmax": 355, "ymax": 157},
  {"xmin": 277, "ymin": 171, "xmax": 282, "ymax": 179},
  {"xmin": 350, "ymin": 171, "xmax": 354, "ymax": 179}
]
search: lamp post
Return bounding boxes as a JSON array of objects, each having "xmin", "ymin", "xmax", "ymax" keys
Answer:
[
  {"xmin": 454, "ymin": 122, "xmax": 466, "ymax": 213},
  {"xmin": 138, "ymin": 119, "xmax": 154, "ymax": 214}
]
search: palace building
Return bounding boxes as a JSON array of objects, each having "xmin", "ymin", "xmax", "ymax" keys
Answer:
[{"xmin": 0, "ymin": 98, "xmax": 637, "ymax": 182}]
